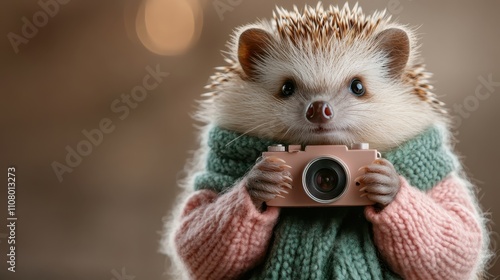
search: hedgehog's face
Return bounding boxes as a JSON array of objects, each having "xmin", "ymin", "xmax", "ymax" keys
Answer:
[{"xmin": 212, "ymin": 26, "xmax": 438, "ymax": 151}]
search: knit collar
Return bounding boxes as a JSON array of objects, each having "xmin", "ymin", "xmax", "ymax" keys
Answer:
[{"xmin": 195, "ymin": 125, "xmax": 457, "ymax": 193}]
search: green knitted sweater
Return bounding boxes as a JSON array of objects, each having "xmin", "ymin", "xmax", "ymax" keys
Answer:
[{"xmin": 194, "ymin": 126, "xmax": 457, "ymax": 279}]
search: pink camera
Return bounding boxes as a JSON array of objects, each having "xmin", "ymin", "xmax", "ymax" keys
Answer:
[{"xmin": 264, "ymin": 144, "xmax": 380, "ymax": 207}]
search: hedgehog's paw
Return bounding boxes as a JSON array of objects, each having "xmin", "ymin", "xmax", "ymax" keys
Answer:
[
  {"xmin": 356, "ymin": 158, "xmax": 401, "ymax": 209},
  {"xmin": 245, "ymin": 156, "xmax": 292, "ymax": 210}
]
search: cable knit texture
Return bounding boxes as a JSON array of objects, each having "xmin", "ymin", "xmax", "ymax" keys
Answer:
[
  {"xmin": 175, "ymin": 183, "xmax": 279, "ymax": 279},
  {"xmin": 365, "ymin": 176, "xmax": 482, "ymax": 279},
  {"xmin": 173, "ymin": 126, "xmax": 483, "ymax": 279}
]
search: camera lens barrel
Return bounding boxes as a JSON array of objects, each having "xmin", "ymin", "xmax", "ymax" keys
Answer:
[{"xmin": 302, "ymin": 157, "xmax": 349, "ymax": 203}]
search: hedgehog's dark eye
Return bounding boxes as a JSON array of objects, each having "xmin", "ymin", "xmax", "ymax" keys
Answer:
[
  {"xmin": 349, "ymin": 78, "xmax": 365, "ymax": 97},
  {"xmin": 281, "ymin": 80, "xmax": 295, "ymax": 97}
]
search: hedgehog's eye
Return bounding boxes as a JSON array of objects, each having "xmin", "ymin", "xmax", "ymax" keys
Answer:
[
  {"xmin": 349, "ymin": 78, "xmax": 365, "ymax": 97},
  {"xmin": 281, "ymin": 80, "xmax": 295, "ymax": 97}
]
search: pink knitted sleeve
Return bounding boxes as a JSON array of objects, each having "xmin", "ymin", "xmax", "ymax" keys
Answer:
[
  {"xmin": 365, "ymin": 175, "xmax": 482, "ymax": 280},
  {"xmin": 174, "ymin": 182, "xmax": 279, "ymax": 280}
]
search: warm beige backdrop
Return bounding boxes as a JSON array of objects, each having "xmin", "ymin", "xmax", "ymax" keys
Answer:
[{"xmin": 0, "ymin": 0, "xmax": 499, "ymax": 279}]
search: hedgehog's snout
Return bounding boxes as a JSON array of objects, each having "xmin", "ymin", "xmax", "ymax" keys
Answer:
[{"xmin": 305, "ymin": 101, "xmax": 334, "ymax": 124}]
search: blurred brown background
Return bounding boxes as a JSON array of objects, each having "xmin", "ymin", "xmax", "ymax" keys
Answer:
[{"xmin": 0, "ymin": 0, "xmax": 498, "ymax": 279}]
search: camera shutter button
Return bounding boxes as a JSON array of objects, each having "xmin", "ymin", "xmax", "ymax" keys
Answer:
[
  {"xmin": 268, "ymin": 144, "xmax": 286, "ymax": 152},
  {"xmin": 351, "ymin": 143, "xmax": 369, "ymax": 150}
]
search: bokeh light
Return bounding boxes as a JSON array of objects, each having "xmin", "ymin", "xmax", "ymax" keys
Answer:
[{"xmin": 136, "ymin": 0, "xmax": 203, "ymax": 56}]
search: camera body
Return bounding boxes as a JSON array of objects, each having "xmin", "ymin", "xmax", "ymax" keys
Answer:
[{"xmin": 264, "ymin": 144, "xmax": 379, "ymax": 207}]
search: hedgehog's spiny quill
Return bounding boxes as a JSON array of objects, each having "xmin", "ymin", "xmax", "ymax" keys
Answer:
[
  {"xmin": 205, "ymin": 2, "xmax": 447, "ymax": 114},
  {"xmin": 273, "ymin": 2, "xmax": 387, "ymax": 47}
]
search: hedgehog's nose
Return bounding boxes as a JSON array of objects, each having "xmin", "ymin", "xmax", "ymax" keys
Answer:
[{"xmin": 306, "ymin": 101, "xmax": 333, "ymax": 124}]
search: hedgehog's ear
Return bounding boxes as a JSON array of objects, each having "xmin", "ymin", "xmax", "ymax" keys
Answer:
[
  {"xmin": 375, "ymin": 28, "xmax": 410, "ymax": 78},
  {"xmin": 238, "ymin": 28, "xmax": 274, "ymax": 79}
]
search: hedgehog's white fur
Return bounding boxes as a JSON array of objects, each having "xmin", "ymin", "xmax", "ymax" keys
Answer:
[
  {"xmin": 200, "ymin": 2, "xmax": 445, "ymax": 152},
  {"xmin": 161, "ymin": 3, "xmax": 491, "ymax": 279}
]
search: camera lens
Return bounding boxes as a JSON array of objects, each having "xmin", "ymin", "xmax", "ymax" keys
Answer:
[
  {"xmin": 315, "ymin": 168, "xmax": 337, "ymax": 192},
  {"xmin": 303, "ymin": 157, "xmax": 348, "ymax": 203}
]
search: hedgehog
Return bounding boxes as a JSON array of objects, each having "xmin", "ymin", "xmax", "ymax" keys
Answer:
[{"xmin": 162, "ymin": 3, "xmax": 489, "ymax": 279}]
